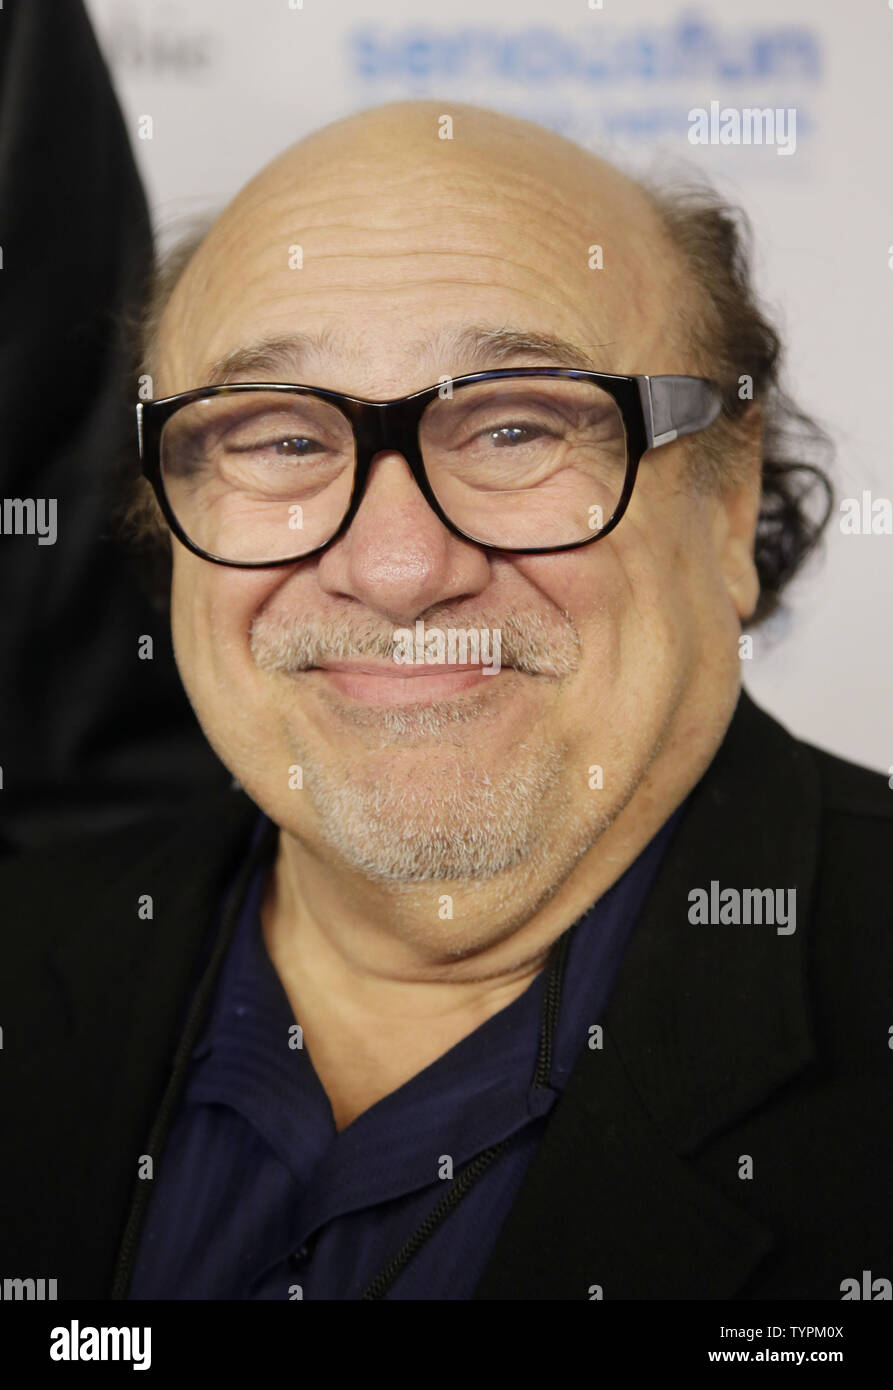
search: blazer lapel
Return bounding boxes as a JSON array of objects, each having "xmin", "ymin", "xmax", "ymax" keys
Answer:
[{"xmin": 474, "ymin": 687, "xmax": 821, "ymax": 1299}]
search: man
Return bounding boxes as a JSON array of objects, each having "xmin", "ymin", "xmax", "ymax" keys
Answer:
[{"xmin": 1, "ymin": 99, "xmax": 890, "ymax": 1302}]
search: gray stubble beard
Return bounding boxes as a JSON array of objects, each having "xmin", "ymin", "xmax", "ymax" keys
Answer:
[
  {"xmin": 282, "ymin": 681, "xmax": 571, "ymax": 883},
  {"xmin": 250, "ymin": 606, "xmax": 599, "ymax": 884}
]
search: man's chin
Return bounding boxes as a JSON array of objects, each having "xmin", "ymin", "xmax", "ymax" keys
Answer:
[{"xmin": 289, "ymin": 738, "xmax": 570, "ymax": 884}]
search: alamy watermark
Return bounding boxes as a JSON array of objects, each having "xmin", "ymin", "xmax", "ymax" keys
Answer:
[
  {"xmin": 49, "ymin": 1322, "xmax": 151, "ymax": 1371},
  {"xmin": 1, "ymin": 497, "xmax": 57, "ymax": 545},
  {"xmin": 688, "ymin": 882, "xmax": 796, "ymax": 935},
  {"xmin": 1, "ymin": 1275, "xmax": 57, "ymax": 1300},
  {"xmin": 839, "ymin": 490, "xmax": 892, "ymax": 535},
  {"xmin": 688, "ymin": 101, "xmax": 797, "ymax": 156},
  {"xmin": 392, "ymin": 620, "xmax": 502, "ymax": 674}
]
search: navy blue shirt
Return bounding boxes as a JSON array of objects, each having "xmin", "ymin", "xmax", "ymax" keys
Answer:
[{"xmin": 129, "ymin": 804, "xmax": 684, "ymax": 1300}]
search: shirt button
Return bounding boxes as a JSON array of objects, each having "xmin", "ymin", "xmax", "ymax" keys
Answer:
[{"xmin": 289, "ymin": 1244, "xmax": 310, "ymax": 1268}]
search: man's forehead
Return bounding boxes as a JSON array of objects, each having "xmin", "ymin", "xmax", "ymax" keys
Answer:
[{"xmin": 155, "ymin": 130, "xmax": 685, "ymax": 394}]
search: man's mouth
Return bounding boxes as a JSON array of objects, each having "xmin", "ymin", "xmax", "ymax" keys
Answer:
[{"xmin": 308, "ymin": 659, "xmax": 512, "ymax": 706}]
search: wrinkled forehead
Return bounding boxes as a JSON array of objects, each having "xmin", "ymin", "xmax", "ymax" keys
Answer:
[{"xmin": 156, "ymin": 126, "xmax": 688, "ymax": 398}]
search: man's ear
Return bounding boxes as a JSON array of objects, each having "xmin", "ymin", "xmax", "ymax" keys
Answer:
[{"xmin": 715, "ymin": 404, "xmax": 763, "ymax": 623}]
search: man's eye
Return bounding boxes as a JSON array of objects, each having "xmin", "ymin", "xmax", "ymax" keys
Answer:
[
  {"xmin": 228, "ymin": 435, "xmax": 325, "ymax": 457},
  {"xmin": 478, "ymin": 422, "xmax": 550, "ymax": 448},
  {"xmin": 272, "ymin": 437, "xmax": 321, "ymax": 456},
  {"xmin": 488, "ymin": 425, "xmax": 538, "ymax": 446}
]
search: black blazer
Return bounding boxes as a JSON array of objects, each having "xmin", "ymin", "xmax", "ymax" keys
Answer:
[{"xmin": 1, "ymin": 687, "xmax": 891, "ymax": 1300}]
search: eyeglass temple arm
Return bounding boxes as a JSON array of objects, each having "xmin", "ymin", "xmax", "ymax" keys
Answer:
[{"xmin": 638, "ymin": 375, "xmax": 722, "ymax": 450}]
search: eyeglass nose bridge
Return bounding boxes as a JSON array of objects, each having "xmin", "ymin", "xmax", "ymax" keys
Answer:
[{"xmin": 336, "ymin": 392, "xmax": 455, "ymax": 542}]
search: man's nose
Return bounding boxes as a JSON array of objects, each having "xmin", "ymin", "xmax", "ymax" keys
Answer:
[{"xmin": 314, "ymin": 450, "xmax": 491, "ymax": 624}]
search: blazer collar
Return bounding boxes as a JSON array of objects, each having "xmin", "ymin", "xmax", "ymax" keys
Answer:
[{"xmin": 474, "ymin": 685, "xmax": 821, "ymax": 1298}]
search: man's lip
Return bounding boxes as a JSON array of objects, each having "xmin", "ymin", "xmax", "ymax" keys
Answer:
[
  {"xmin": 304, "ymin": 661, "xmax": 512, "ymax": 707},
  {"xmin": 312, "ymin": 660, "xmax": 503, "ymax": 677}
]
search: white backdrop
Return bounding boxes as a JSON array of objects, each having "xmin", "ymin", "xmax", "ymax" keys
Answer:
[{"xmin": 84, "ymin": 0, "xmax": 893, "ymax": 772}]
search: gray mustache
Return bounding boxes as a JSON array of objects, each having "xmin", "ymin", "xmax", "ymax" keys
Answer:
[{"xmin": 249, "ymin": 609, "xmax": 581, "ymax": 679}]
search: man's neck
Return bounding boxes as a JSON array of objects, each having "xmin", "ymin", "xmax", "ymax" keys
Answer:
[
  {"xmin": 260, "ymin": 866, "xmax": 548, "ymax": 1129},
  {"xmin": 259, "ymin": 766, "xmax": 679, "ymax": 1130}
]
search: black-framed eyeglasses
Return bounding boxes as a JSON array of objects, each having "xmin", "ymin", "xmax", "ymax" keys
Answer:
[{"xmin": 136, "ymin": 368, "xmax": 722, "ymax": 567}]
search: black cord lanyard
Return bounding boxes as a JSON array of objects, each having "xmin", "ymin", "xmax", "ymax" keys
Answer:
[
  {"xmin": 360, "ymin": 923, "xmax": 573, "ymax": 1299},
  {"xmin": 110, "ymin": 818, "xmax": 573, "ymax": 1301}
]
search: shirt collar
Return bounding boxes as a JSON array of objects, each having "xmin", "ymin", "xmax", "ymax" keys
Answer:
[{"xmin": 182, "ymin": 799, "xmax": 685, "ymax": 1216}]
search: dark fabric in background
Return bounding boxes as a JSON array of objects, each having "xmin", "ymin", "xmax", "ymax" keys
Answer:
[{"xmin": 0, "ymin": 0, "xmax": 228, "ymax": 852}]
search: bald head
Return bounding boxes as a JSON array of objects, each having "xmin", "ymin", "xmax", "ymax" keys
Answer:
[{"xmin": 155, "ymin": 99, "xmax": 699, "ymax": 400}]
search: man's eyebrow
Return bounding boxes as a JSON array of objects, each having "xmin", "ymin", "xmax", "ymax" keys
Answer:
[
  {"xmin": 202, "ymin": 332, "xmax": 335, "ymax": 387},
  {"xmin": 200, "ymin": 325, "xmax": 609, "ymax": 388},
  {"xmin": 441, "ymin": 325, "xmax": 608, "ymax": 373}
]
